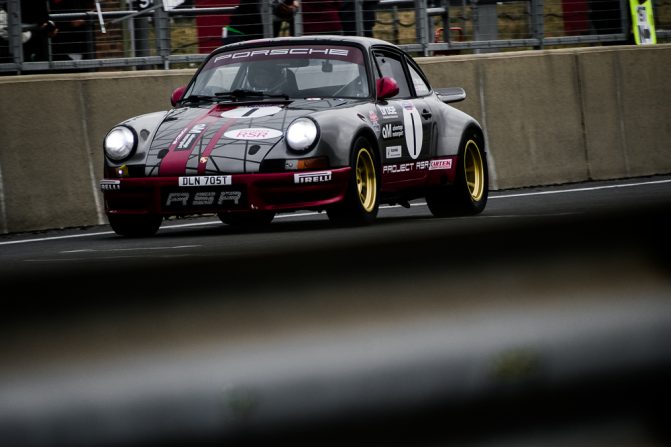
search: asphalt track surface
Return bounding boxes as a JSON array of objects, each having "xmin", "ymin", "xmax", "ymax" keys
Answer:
[{"xmin": 1, "ymin": 175, "xmax": 671, "ymax": 446}]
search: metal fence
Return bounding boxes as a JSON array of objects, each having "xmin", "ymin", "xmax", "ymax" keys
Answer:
[{"xmin": 0, "ymin": 0, "xmax": 669, "ymax": 74}]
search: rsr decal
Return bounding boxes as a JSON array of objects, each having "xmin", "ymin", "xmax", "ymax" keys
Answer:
[
  {"xmin": 165, "ymin": 191, "xmax": 242, "ymax": 207},
  {"xmin": 224, "ymin": 128, "xmax": 283, "ymax": 140},
  {"xmin": 383, "ymin": 160, "xmax": 430, "ymax": 173}
]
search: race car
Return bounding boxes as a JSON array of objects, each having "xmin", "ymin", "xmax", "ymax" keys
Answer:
[{"xmin": 101, "ymin": 36, "xmax": 488, "ymax": 236}]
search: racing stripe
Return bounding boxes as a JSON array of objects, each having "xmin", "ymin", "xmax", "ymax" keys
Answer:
[
  {"xmin": 158, "ymin": 110, "xmax": 217, "ymax": 176},
  {"xmin": 197, "ymin": 121, "xmax": 237, "ymax": 175},
  {"xmin": 158, "ymin": 104, "xmax": 244, "ymax": 176}
]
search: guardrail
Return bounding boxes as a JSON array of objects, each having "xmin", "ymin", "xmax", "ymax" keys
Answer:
[{"xmin": 1, "ymin": 0, "xmax": 668, "ymax": 74}]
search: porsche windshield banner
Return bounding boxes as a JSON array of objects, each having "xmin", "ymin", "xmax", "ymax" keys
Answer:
[{"xmin": 210, "ymin": 46, "xmax": 364, "ymax": 66}]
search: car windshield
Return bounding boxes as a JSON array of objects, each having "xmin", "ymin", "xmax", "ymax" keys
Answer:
[{"xmin": 187, "ymin": 45, "xmax": 370, "ymax": 100}]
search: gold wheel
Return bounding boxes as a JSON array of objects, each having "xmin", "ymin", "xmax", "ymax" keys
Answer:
[
  {"xmin": 463, "ymin": 139, "xmax": 485, "ymax": 202},
  {"xmin": 327, "ymin": 138, "xmax": 379, "ymax": 226},
  {"xmin": 355, "ymin": 147, "xmax": 377, "ymax": 212}
]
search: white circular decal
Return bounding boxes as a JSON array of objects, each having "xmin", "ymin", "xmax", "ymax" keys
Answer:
[
  {"xmin": 402, "ymin": 103, "xmax": 423, "ymax": 160},
  {"xmin": 220, "ymin": 106, "xmax": 282, "ymax": 119},
  {"xmin": 224, "ymin": 127, "xmax": 283, "ymax": 140}
]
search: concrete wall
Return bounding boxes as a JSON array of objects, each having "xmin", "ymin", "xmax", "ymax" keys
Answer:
[
  {"xmin": 0, "ymin": 70, "xmax": 193, "ymax": 234},
  {"xmin": 0, "ymin": 45, "xmax": 669, "ymax": 234},
  {"xmin": 419, "ymin": 44, "xmax": 671, "ymax": 189}
]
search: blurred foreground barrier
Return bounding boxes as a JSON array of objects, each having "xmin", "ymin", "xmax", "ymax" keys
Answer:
[{"xmin": 0, "ymin": 44, "xmax": 669, "ymax": 234}]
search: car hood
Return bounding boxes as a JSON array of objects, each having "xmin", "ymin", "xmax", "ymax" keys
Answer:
[{"xmin": 143, "ymin": 98, "xmax": 356, "ymax": 176}]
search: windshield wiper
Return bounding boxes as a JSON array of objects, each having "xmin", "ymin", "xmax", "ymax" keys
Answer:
[
  {"xmin": 180, "ymin": 94, "xmax": 217, "ymax": 105},
  {"xmin": 214, "ymin": 89, "xmax": 289, "ymax": 101}
]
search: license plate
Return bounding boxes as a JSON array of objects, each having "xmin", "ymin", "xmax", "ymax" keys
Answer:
[{"xmin": 178, "ymin": 175, "xmax": 232, "ymax": 187}]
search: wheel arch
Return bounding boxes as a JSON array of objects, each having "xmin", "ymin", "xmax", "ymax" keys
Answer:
[
  {"xmin": 460, "ymin": 123, "xmax": 486, "ymax": 156},
  {"xmin": 350, "ymin": 126, "xmax": 382, "ymax": 176}
]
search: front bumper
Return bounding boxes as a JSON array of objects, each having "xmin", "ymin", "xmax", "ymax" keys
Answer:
[{"xmin": 101, "ymin": 168, "xmax": 351, "ymax": 216}]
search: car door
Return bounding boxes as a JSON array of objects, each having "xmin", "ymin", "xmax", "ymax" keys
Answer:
[{"xmin": 372, "ymin": 48, "xmax": 435, "ymax": 188}]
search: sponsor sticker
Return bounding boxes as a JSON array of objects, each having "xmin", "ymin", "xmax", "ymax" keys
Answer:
[
  {"xmin": 383, "ymin": 161, "xmax": 430, "ymax": 174},
  {"xmin": 294, "ymin": 171, "xmax": 332, "ymax": 184},
  {"xmin": 220, "ymin": 106, "xmax": 282, "ymax": 119},
  {"xmin": 386, "ymin": 145, "xmax": 402, "ymax": 159},
  {"xmin": 100, "ymin": 179, "xmax": 121, "ymax": 191},
  {"xmin": 368, "ymin": 110, "xmax": 380, "ymax": 132},
  {"xmin": 224, "ymin": 127, "xmax": 283, "ymax": 140},
  {"xmin": 178, "ymin": 175, "xmax": 232, "ymax": 187},
  {"xmin": 377, "ymin": 104, "xmax": 398, "ymax": 119},
  {"xmin": 174, "ymin": 123, "xmax": 207, "ymax": 151},
  {"xmin": 430, "ymin": 159, "xmax": 453, "ymax": 170},
  {"xmin": 381, "ymin": 123, "xmax": 404, "ymax": 140}
]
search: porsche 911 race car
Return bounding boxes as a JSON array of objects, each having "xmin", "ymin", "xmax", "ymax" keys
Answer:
[{"xmin": 101, "ymin": 36, "xmax": 488, "ymax": 236}]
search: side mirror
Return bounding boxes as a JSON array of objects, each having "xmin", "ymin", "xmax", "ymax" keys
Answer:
[
  {"xmin": 171, "ymin": 85, "xmax": 187, "ymax": 107},
  {"xmin": 435, "ymin": 87, "xmax": 466, "ymax": 104},
  {"xmin": 376, "ymin": 76, "xmax": 399, "ymax": 100}
]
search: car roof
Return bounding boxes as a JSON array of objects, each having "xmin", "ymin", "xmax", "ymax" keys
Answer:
[{"xmin": 212, "ymin": 35, "xmax": 398, "ymax": 54}]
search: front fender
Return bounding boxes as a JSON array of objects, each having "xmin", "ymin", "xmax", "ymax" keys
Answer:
[
  {"xmin": 106, "ymin": 111, "xmax": 170, "ymax": 167},
  {"xmin": 312, "ymin": 104, "xmax": 379, "ymax": 167}
]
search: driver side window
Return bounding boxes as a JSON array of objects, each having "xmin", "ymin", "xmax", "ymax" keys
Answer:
[
  {"xmin": 374, "ymin": 51, "xmax": 410, "ymax": 98},
  {"xmin": 408, "ymin": 63, "xmax": 430, "ymax": 96}
]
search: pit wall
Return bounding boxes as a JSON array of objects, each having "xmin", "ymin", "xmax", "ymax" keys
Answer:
[{"xmin": 0, "ymin": 44, "xmax": 669, "ymax": 234}]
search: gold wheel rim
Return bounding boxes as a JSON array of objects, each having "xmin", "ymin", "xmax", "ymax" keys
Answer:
[
  {"xmin": 355, "ymin": 148, "xmax": 377, "ymax": 212},
  {"xmin": 464, "ymin": 139, "xmax": 484, "ymax": 201}
]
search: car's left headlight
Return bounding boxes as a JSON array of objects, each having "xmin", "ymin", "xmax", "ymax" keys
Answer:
[
  {"xmin": 286, "ymin": 118, "xmax": 319, "ymax": 152},
  {"xmin": 104, "ymin": 126, "xmax": 137, "ymax": 161}
]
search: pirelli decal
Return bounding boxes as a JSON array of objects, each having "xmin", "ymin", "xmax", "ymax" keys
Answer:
[
  {"xmin": 100, "ymin": 179, "xmax": 121, "ymax": 191},
  {"xmin": 294, "ymin": 171, "xmax": 332, "ymax": 184}
]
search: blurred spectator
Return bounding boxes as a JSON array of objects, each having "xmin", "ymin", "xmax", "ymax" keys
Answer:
[
  {"xmin": 301, "ymin": 0, "xmax": 343, "ymax": 35},
  {"xmin": 50, "ymin": 0, "xmax": 95, "ymax": 61},
  {"xmin": 560, "ymin": 0, "xmax": 591, "ymax": 36},
  {"xmin": 588, "ymin": 0, "xmax": 625, "ymax": 36},
  {"xmin": 0, "ymin": 0, "xmax": 10, "ymax": 63},
  {"xmin": 588, "ymin": 0, "xmax": 631, "ymax": 44},
  {"xmin": 0, "ymin": 0, "xmax": 57, "ymax": 62},
  {"xmin": 340, "ymin": 0, "xmax": 378, "ymax": 37},
  {"xmin": 24, "ymin": 0, "xmax": 58, "ymax": 61},
  {"xmin": 222, "ymin": 0, "xmax": 264, "ymax": 44},
  {"xmin": 222, "ymin": 0, "xmax": 298, "ymax": 44},
  {"xmin": 273, "ymin": 0, "xmax": 297, "ymax": 37}
]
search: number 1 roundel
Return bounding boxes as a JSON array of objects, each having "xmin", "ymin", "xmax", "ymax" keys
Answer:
[{"xmin": 402, "ymin": 102, "xmax": 423, "ymax": 160}]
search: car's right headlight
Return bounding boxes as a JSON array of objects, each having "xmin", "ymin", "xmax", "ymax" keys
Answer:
[
  {"xmin": 104, "ymin": 126, "xmax": 137, "ymax": 161},
  {"xmin": 286, "ymin": 118, "xmax": 319, "ymax": 152}
]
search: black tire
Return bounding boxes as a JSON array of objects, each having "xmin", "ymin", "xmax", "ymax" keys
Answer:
[
  {"xmin": 218, "ymin": 211, "xmax": 275, "ymax": 227},
  {"xmin": 108, "ymin": 214, "xmax": 162, "ymax": 237},
  {"xmin": 427, "ymin": 133, "xmax": 488, "ymax": 217},
  {"xmin": 327, "ymin": 137, "xmax": 379, "ymax": 226}
]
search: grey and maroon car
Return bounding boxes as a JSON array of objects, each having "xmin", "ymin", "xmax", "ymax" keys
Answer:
[{"xmin": 100, "ymin": 36, "xmax": 488, "ymax": 236}]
